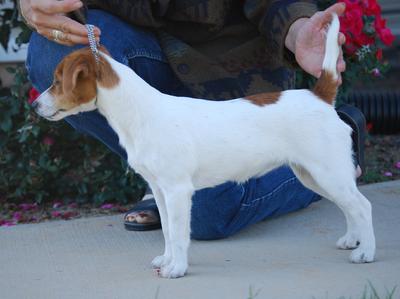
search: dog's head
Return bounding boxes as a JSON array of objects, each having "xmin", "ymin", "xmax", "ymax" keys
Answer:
[{"xmin": 33, "ymin": 47, "xmax": 119, "ymax": 121}]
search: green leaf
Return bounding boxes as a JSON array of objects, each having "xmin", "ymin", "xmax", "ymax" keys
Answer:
[
  {"xmin": 0, "ymin": 24, "xmax": 10, "ymax": 51},
  {"xmin": 5, "ymin": 66, "xmax": 15, "ymax": 73},
  {"xmin": 15, "ymin": 24, "xmax": 32, "ymax": 46},
  {"xmin": 0, "ymin": 116, "xmax": 12, "ymax": 131}
]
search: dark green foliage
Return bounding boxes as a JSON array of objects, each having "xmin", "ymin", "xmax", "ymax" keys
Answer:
[
  {"xmin": 0, "ymin": 66, "xmax": 146, "ymax": 205},
  {"xmin": 0, "ymin": 0, "xmax": 32, "ymax": 51},
  {"xmin": 0, "ymin": 2, "xmax": 146, "ymax": 205}
]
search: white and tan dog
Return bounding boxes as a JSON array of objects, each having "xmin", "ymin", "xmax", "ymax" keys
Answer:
[{"xmin": 34, "ymin": 14, "xmax": 375, "ymax": 278}]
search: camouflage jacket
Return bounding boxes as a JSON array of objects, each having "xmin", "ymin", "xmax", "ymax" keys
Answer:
[{"xmin": 83, "ymin": 0, "xmax": 317, "ymax": 99}]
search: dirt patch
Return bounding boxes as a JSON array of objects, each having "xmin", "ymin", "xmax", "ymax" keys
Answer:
[{"xmin": 360, "ymin": 134, "xmax": 400, "ymax": 184}]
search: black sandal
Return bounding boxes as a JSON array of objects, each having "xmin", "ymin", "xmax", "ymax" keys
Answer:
[
  {"xmin": 124, "ymin": 191, "xmax": 161, "ymax": 231},
  {"xmin": 336, "ymin": 104, "xmax": 366, "ymax": 174}
]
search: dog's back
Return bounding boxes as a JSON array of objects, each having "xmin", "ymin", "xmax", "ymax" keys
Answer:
[{"xmin": 144, "ymin": 14, "xmax": 344, "ymax": 188}]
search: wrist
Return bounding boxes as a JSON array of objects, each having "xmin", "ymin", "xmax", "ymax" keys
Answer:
[{"xmin": 285, "ymin": 18, "xmax": 308, "ymax": 54}]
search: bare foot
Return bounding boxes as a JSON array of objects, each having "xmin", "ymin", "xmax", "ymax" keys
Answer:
[{"xmin": 356, "ymin": 165, "xmax": 362, "ymax": 178}]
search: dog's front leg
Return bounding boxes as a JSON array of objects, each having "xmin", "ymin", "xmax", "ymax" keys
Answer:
[
  {"xmin": 149, "ymin": 184, "xmax": 172, "ymax": 269},
  {"xmin": 160, "ymin": 183, "xmax": 193, "ymax": 278}
]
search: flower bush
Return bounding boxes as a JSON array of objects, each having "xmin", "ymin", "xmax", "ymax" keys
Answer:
[
  {"xmin": 0, "ymin": 66, "xmax": 146, "ymax": 210},
  {"xmin": 339, "ymin": 0, "xmax": 394, "ymax": 81},
  {"xmin": 0, "ymin": 3, "xmax": 146, "ymax": 226},
  {"xmin": 297, "ymin": 0, "xmax": 395, "ymax": 97},
  {"xmin": 0, "ymin": 4, "xmax": 147, "ymax": 217}
]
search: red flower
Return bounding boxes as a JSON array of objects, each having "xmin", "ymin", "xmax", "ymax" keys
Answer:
[
  {"xmin": 0, "ymin": 220, "xmax": 16, "ymax": 227},
  {"xmin": 379, "ymin": 28, "xmax": 395, "ymax": 46},
  {"xmin": 339, "ymin": 0, "xmax": 395, "ymax": 56},
  {"xmin": 374, "ymin": 14, "xmax": 386, "ymax": 30},
  {"xmin": 61, "ymin": 211, "xmax": 78, "ymax": 220},
  {"xmin": 339, "ymin": 0, "xmax": 365, "ymax": 55},
  {"xmin": 374, "ymin": 15, "xmax": 395, "ymax": 46},
  {"xmin": 375, "ymin": 48, "xmax": 383, "ymax": 60},
  {"xmin": 340, "ymin": 7, "xmax": 363, "ymax": 37},
  {"xmin": 42, "ymin": 136, "xmax": 55, "ymax": 146},
  {"xmin": 101, "ymin": 203, "xmax": 114, "ymax": 209},
  {"xmin": 354, "ymin": 32, "xmax": 374, "ymax": 47},
  {"xmin": 13, "ymin": 212, "xmax": 23, "ymax": 222},
  {"xmin": 364, "ymin": 0, "xmax": 381, "ymax": 16},
  {"xmin": 51, "ymin": 211, "xmax": 62, "ymax": 218},
  {"xmin": 28, "ymin": 87, "xmax": 40, "ymax": 105},
  {"xmin": 18, "ymin": 203, "xmax": 38, "ymax": 211}
]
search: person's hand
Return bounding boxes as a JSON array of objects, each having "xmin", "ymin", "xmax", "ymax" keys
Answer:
[
  {"xmin": 285, "ymin": 3, "xmax": 346, "ymax": 84},
  {"xmin": 19, "ymin": 0, "xmax": 101, "ymax": 46}
]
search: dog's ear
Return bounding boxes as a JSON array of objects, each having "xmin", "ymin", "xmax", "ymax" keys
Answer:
[
  {"xmin": 61, "ymin": 47, "xmax": 119, "ymax": 92},
  {"xmin": 62, "ymin": 55, "xmax": 95, "ymax": 94},
  {"xmin": 71, "ymin": 63, "xmax": 90, "ymax": 90}
]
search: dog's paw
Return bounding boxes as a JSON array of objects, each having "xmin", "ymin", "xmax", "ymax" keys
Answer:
[
  {"xmin": 336, "ymin": 233, "xmax": 360, "ymax": 250},
  {"xmin": 151, "ymin": 255, "xmax": 171, "ymax": 269},
  {"xmin": 160, "ymin": 262, "xmax": 187, "ymax": 279},
  {"xmin": 349, "ymin": 246, "xmax": 375, "ymax": 263}
]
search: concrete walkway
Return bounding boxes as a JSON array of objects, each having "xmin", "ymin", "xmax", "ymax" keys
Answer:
[{"xmin": 1, "ymin": 181, "xmax": 399, "ymax": 299}]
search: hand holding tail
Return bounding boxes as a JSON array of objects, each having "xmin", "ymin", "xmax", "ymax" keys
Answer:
[{"xmin": 291, "ymin": 3, "xmax": 346, "ymax": 84}]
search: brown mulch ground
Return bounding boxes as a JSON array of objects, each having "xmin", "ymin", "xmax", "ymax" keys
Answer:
[
  {"xmin": 359, "ymin": 134, "xmax": 400, "ymax": 184},
  {"xmin": 1, "ymin": 133, "xmax": 399, "ymax": 227}
]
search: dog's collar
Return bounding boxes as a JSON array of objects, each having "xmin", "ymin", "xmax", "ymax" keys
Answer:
[
  {"xmin": 86, "ymin": 24, "xmax": 99, "ymax": 64},
  {"xmin": 86, "ymin": 24, "xmax": 100, "ymax": 108}
]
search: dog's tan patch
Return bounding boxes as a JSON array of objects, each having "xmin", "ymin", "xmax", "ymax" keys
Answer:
[
  {"xmin": 95, "ymin": 45, "xmax": 119, "ymax": 88},
  {"xmin": 313, "ymin": 70, "xmax": 337, "ymax": 105},
  {"xmin": 49, "ymin": 47, "xmax": 119, "ymax": 110},
  {"xmin": 245, "ymin": 91, "xmax": 281, "ymax": 106},
  {"xmin": 97, "ymin": 57, "xmax": 119, "ymax": 88}
]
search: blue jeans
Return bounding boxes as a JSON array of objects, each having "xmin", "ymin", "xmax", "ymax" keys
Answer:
[{"xmin": 26, "ymin": 9, "xmax": 321, "ymax": 240}]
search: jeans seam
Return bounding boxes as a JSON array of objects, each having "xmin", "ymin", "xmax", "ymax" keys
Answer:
[
  {"xmin": 240, "ymin": 176, "xmax": 297, "ymax": 208},
  {"xmin": 125, "ymin": 49, "xmax": 167, "ymax": 63}
]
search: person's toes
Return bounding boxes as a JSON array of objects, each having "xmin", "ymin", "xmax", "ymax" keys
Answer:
[
  {"xmin": 125, "ymin": 214, "xmax": 136, "ymax": 222},
  {"xmin": 356, "ymin": 165, "xmax": 362, "ymax": 178},
  {"xmin": 125, "ymin": 211, "xmax": 158, "ymax": 224}
]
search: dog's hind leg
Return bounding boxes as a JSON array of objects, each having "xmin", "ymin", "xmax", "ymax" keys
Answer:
[
  {"xmin": 297, "ymin": 159, "xmax": 376, "ymax": 263},
  {"xmin": 291, "ymin": 164, "xmax": 360, "ymax": 250},
  {"xmin": 149, "ymin": 183, "xmax": 172, "ymax": 269},
  {"xmin": 159, "ymin": 181, "xmax": 194, "ymax": 278}
]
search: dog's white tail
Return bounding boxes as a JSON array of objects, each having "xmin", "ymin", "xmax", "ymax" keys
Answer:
[{"xmin": 313, "ymin": 13, "xmax": 340, "ymax": 105}]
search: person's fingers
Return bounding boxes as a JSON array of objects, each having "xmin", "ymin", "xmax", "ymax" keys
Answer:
[
  {"xmin": 324, "ymin": 2, "xmax": 346, "ymax": 17},
  {"xmin": 311, "ymin": 3, "xmax": 346, "ymax": 29},
  {"xmin": 32, "ymin": 0, "xmax": 83, "ymax": 15},
  {"xmin": 339, "ymin": 32, "xmax": 346, "ymax": 45},
  {"xmin": 337, "ymin": 48, "xmax": 346, "ymax": 73},
  {"xmin": 36, "ymin": 26, "xmax": 99, "ymax": 45},
  {"xmin": 337, "ymin": 74, "xmax": 342, "ymax": 86},
  {"xmin": 40, "ymin": 14, "xmax": 101, "ymax": 37},
  {"xmin": 28, "ymin": 9, "xmax": 101, "ymax": 45},
  {"xmin": 338, "ymin": 60, "xmax": 346, "ymax": 73}
]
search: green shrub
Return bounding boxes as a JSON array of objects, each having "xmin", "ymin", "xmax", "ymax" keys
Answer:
[
  {"xmin": 0, "ymin": 2, "xmax": 146, "ymax": 206},
  {"xmin": 0, "ymin": 66, "xmax": 146, "ymax": 205}
]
